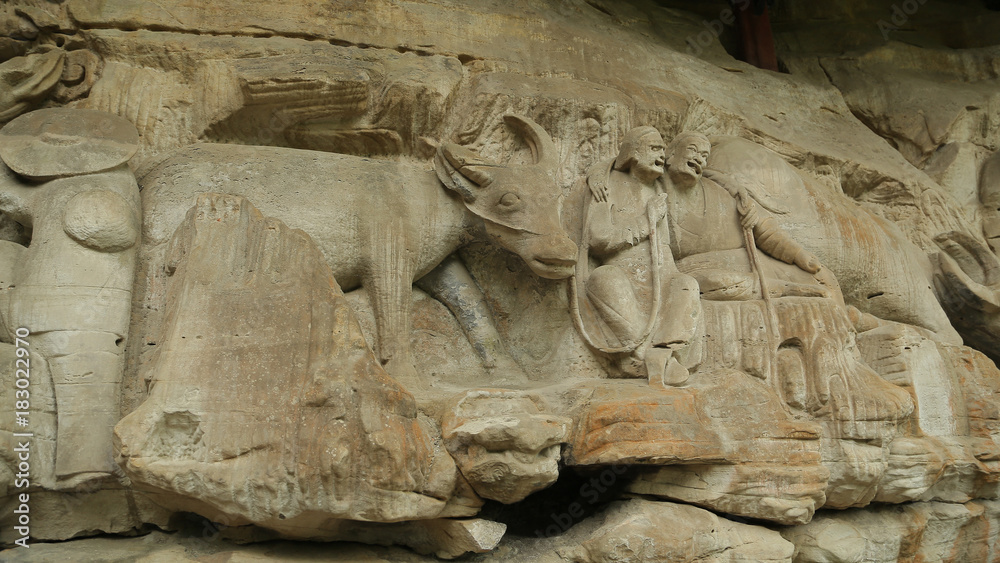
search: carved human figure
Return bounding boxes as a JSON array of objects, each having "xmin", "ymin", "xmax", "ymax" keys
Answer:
[
  {"xmin": 0, "ymin": 108, "xmax": 140, "ymax": 485},
  {"xmin": 664, "ymin": 132, "xmax": 839, "ymax": 302},
  {"xmin": 574, "ymin": 126, "xmax": 703, "ymax": 386}
]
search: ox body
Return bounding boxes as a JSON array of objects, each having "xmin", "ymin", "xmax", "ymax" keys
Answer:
[{"xmin": 140, "ymin": 116, "xmax": 577, "ymax": 378}]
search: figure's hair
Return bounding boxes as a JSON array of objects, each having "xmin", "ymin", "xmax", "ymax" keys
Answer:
[
  {"xmin": 614, "ymin": 126, "xmax": 662, "ymax": 171},
  {"xmin": 666, "ymin": 131, "xmax": 711, "ymax": 161}
]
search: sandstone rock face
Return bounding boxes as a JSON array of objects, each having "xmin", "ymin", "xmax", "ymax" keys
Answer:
[
  {"xmin": 782, "ymin": 500, "xmax": 1000, "ymax": 563},
  {"xmin": 559, "ymin": 499, "xmax": 795, "ymax": 563},
  {"xmin": 571, "ymin": 373, "xmax": 827, "ymax": 525},
  {"xmin": 2, "ymin": 0, "xmax": 1000, "ymax": 561},
  {"xmin": 441, "ymin": 390, "xmax": 571, "ymax": 504},
  {"xmin": 115, "ymin": 193, "xmax": 468, "ymax": 535}
]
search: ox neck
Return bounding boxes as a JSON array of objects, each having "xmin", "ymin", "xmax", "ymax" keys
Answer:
[{"xmin": 461, "ymin": 208, "xmax": 489, "ymax": 246}]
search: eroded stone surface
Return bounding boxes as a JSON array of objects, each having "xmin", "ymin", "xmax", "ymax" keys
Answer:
[
  {"xmin": 441, "ymin": 390, "xmax": 570, "ymax": 504},
  {"xmin": 559, "ymin": 499, "xmax": 795, "ymax": 563},
  {"xmin": 0, "ymin": 109, "xmax": 141, "ymax": 494},
  {"xmin": 782, "ymin": 500, "xmax": 1000, "ymax": 563},
  {"xmin": 115, "ymin": 194, "xmax": 470, "ymax": 536},
  {"xmin": 1, "ymin": 0, "xmax": 1000, "ymax": 559}
]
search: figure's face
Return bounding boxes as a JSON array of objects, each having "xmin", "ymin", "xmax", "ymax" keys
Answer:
[
  {"xmin": 667, "ymin": 136, "xmax": 711, "ymax": 188},
  {"xmin": 631, "ymin": 132, "xmax": 666, "ymax": 181}
]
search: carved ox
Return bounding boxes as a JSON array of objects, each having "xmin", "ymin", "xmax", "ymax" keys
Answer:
[{"xmin": 139, "ymin": 115, "xmax": 577, "ymax": 378}]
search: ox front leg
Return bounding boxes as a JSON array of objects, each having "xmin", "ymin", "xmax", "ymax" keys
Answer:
[
  {"xmin": 366, "ymin": 225, "xmax": 420, "ymax": 383},
  {"xmin": 416, "ymin": 254, "xmax": 527, "ymax": 379}
]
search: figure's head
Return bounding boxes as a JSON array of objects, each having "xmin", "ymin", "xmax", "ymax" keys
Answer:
[
  {"xmin": 666, "ymin": 132, "xmax": 711, "ymax": 189},
  {"xmin": 614, "ymin": 126, "xmax": 666, "ymax": 184}
]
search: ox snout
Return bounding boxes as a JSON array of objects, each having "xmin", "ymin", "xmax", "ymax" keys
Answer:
[{"xmin": 527, "ymin": 235, "xmax": 578, "ymax": 280}]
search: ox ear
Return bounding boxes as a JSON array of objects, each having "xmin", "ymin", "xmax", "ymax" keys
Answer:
[
  {"xmin": 435, "ymin": 143, "xmax": 498, "ymax": 202},
  {"xmin": 503, "ymin": 114, "xmax": 558, "ymax": 168}
]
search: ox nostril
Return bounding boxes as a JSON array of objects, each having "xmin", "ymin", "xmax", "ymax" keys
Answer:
[
  {"xmin": 553, "ymin": 238, "xmax": 578, "ymax": 259},
  {"xmin": 527, "ymin": 237, "xmax": 578, "ymax": 278}
]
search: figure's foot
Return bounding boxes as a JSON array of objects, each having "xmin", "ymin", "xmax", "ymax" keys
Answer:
[
  {"xmin": 644, "ymin": 347, "xmax": 668, "ymax": 383},
  {"xmin": 620, "ymin": 353, "xmax": 647, "ymax": 378},
  {"xmin": 647, "ymin": 350, "xmax": 689, "ymax": 388},
  {"xmin": 663, "ymin": 357, "xmax": 690, "ymax": 386}
]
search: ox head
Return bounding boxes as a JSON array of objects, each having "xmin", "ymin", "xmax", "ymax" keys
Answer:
[{"xmin": 434, "ymin": 114, "xmax": 577, "ymax": 279}]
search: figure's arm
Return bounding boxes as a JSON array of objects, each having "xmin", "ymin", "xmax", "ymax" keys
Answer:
[
  {"xmin": 706, "ymin": 171, "xmax": 820, "ymax": 274},
  {"xmin": 749, "ymin": 205, "xmax": 820, "ymax": 273},
  {"xmin": 588, "ymin": 196, "xmax": 659, "ymax": 256}
]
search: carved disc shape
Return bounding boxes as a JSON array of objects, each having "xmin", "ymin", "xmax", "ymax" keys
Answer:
[
  {"xmin": 0, "ymin": 108, "xmax": 139, "ymax": 179},
  {"xmin": 63, "ymin": 189, "xmax": 139, "ymax": 252}
]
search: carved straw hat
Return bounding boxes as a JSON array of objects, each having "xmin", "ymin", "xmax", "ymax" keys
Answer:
[{"xmin": 0, "ymin": 108, "xmax": 139, "ymax": 179}]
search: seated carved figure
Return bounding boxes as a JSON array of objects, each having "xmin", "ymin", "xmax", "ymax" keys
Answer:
[
  {"xmin": 664, "ymin": 132, "xmax": 840, "ymax": 303},
  {"xmin": 664, "ymin": 133, "xmax": 913, "ymax": 460},
  {"xmin": 572, "ymin": 126, "xmax": 703, "ymax": 386}
]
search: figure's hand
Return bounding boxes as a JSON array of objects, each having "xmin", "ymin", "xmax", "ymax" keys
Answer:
[
  {"xmin": 740, "ymin": 199, "xmax": 759, "ymax": 230},
  {"xmin": 590, "ymin": 181, "xmax": 609, "ymax": 203},
  {"xmin": 647, "ymin": 193, "xmax": 669, "ymax": 223},
  {"xmin": 795, "ymin": 250, "xmax": 822, "ymax": 274}
]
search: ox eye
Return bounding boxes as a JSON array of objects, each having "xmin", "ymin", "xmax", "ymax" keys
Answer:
[{"xmin": 498, "ymin": 192, "xmax": 521, "ymax": 210}]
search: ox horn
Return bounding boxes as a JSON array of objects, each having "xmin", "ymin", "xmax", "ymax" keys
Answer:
[
  {"xmin": 436, "ymin": 143, "xmax": 499, "ymax": 202},
  {"xmin": 443, "ymin": 144, "xmax": 496, "ymax": 187},
  {"xmin": 503, "ymin": 114, "xmax": 558, "ymax": 168}
]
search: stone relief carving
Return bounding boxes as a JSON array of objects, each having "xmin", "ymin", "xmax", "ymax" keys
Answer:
[
  {"xmin": 0, "ymin": 108, "xmax": 140, "ymax": 489},
  {"xmin": 441, "ymin": 390, "xmax": 571, "ymax": 504},
  {"xmin": 565, "ymin": 127, "xmax": 919, "ymax": 526},
  {"xmin": 115, "ymin": 193, "xmax": 485, "ymax": 552},
  {"xmin": 137, "ymin": 114, "xmax": 577, "ymax": 383},
  {"xmin": 982, "ymin": 150, "xmax": 1000, "ymax": 255},
  {"xmin": 1, "ymin": 43, "xmax": 999, "ymax": 560},
  {"xmin": 0, "ymin": 1, "xmax": 996, "ymax": 561},
  {"xmin": 572, "ymin": 126, "xmax": 703, "ymax": 386},
  {"xmin": 927, "ymin": 150, "xmax": 1000, "ymax": 365},
  {"xmin": 0, "ymin": 47, "xmax": 64, "ymax": 122},
  {"xmin": 0, "ymin": 42, "xmax": 101, "ymax": 124}
]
